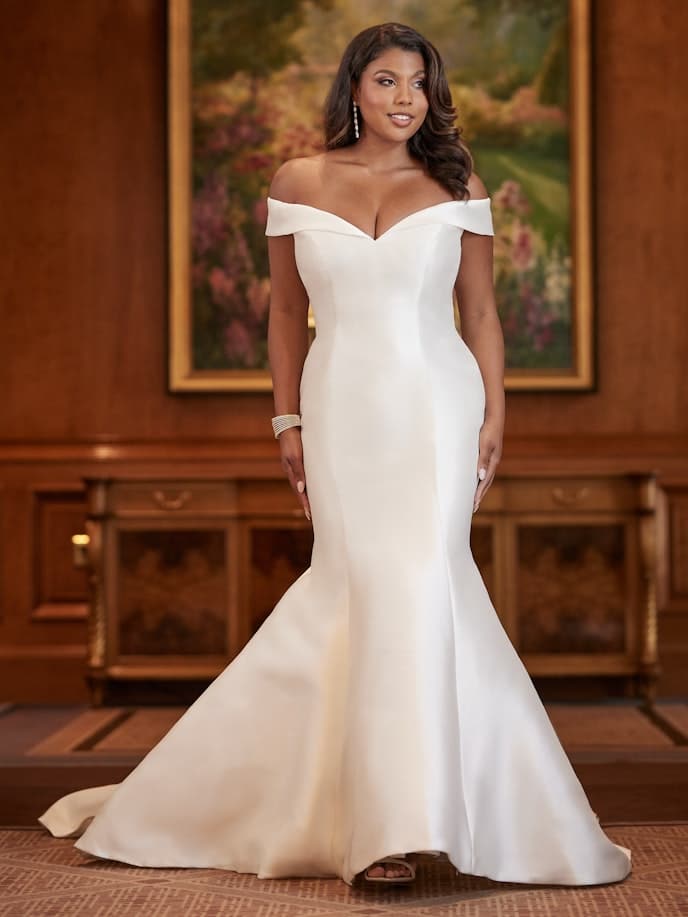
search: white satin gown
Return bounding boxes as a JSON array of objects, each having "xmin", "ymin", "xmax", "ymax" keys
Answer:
[{"xmin": 38, "ymin": 194, "xmax": 631, "ymax": 886}]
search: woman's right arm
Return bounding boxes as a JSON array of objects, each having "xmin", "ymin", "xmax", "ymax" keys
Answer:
[{"xmin": 267, "ymin": 162, "xmax": 312, "ymax": 521}]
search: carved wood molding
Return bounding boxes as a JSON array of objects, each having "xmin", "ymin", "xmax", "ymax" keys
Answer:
[
  {"xmin": 0, "ymin": 439, "xmax": 279, "ymax": 465},
  {"xmin": 0, "ymin": 435, "xmax": 686, "ymax": 469},
  {"xmin": 0, "ymin": 645, "xmax": 87, "ymax": 659}
]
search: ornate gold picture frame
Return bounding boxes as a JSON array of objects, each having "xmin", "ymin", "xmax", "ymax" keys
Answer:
[{"xmin": 168, "ymin": 0, "xmax": 594, "ymax": 392}]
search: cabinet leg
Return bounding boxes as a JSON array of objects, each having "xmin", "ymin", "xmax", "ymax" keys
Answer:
[{"xmin": 87, "ymin": 676, "xmax": 105, "ymax": 707}]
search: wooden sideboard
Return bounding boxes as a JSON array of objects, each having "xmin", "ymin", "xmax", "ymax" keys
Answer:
[
  {"xmin": 78, "ymin": 471, "xmax": 659, "ymax": 704},
  {"xmin": 3, "ymin": 437, "xmax": 686, "ymax": 703}
]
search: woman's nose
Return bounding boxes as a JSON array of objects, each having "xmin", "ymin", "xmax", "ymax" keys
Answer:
[{"xmin": 394, "ymin": 84, "xmax": 412, "ymax": 104}]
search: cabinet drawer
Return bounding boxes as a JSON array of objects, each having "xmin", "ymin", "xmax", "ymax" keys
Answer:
[
  {"xmin": 106, "ymin": 481, "xmax": 237, "ymax": 515},
  {"xmin": 502, "ymin": 478, "xmax": 637, "ymax": 513}
]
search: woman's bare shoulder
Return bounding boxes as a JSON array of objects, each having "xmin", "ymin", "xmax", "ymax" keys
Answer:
[
  {"xmin": 467, "ymin": 171, "xmax": 489, "ymax": 200},
  {"xmin": 268, "ymin": 155, "xmax": 326, "ymax": 203}
]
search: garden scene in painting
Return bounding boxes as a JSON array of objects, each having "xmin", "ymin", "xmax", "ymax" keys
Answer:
[{"xmin": 190, "ymin": 0, "xmax": 570, "ymax": 374}]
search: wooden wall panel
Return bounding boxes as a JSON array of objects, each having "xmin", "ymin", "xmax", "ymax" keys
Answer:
[
  {"xmin": 0, "ymin": 0, "xmax": 686, "ymax": 700},
  {"xmin": 0, "ymin": 0, "xmax": 269, "ymax": 443},
  {"xmin": 668, "ymin": 493, "xmax": 688, "ymax": 605},
  {"xmin": 32, "ymin": 490, "xmax": 89, "ymax": 621}
]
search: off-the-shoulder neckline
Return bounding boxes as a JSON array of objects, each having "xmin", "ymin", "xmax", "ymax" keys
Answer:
[{"xmin": 266, "ymin": 195, "xmax": 491, "ymax": 242}]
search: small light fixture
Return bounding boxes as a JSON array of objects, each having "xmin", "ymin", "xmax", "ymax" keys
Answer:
[{"xmin": 71, "ymin": 533, "xmax": 90, "ymax": 567}]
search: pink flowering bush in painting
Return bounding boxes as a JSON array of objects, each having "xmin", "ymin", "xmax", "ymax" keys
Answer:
[
  {"xmin": 190, "ymin": 92, "xmax": 280, "ymax": 370},
  {"xmin": 491, "ymin": 180, "xmax": 571, "ymax": 367},
  {"xmin": 190, "ymin": 81, "xmax": 323, "ymax": 371}
]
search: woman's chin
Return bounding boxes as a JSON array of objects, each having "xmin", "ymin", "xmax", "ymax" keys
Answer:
[{"xmin": 364, "ymin": 123, "xmax": 418, "ymax": 144}]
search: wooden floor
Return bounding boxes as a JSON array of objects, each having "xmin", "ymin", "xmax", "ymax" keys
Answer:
[{"xmin": 1, "ymin": 699, "xmax": 687, "ymax": 827}]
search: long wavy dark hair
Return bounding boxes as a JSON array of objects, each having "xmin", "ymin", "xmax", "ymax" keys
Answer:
[{"xmin": 323, "ymin": 23, "xmax": 473, "ymax": 201}]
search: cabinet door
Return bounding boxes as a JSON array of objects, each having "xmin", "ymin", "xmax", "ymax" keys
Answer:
[
  {"xmin": 110, "ymin": 522, "xmax": 232, "ymax": 671},
  {"xmin": 513, "ymin": 517, "xmax": 638, "ymax": 675}
]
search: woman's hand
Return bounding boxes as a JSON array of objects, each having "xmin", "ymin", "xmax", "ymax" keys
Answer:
[
  {"xmin": 279, "ymin": 428, "xmax": 312, "ymax": 522},
  {"xmin": 474, "ymin": 415, "xmax": 503, "ymax": 513}
]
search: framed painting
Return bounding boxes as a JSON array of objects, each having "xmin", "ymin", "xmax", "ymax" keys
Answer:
[{"xmin": 168, "ymin": 0, "xmax": 594, "ymax": 392}]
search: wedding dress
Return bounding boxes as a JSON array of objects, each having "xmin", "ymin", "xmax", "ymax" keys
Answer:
[{"xmin": 38, "ymin": 194, "xmax": 631, "ymax": 886}]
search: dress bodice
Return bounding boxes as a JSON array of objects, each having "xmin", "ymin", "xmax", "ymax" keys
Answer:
[{"xmin": 264, "ymin": 196, "xmax": 495, "ymax": 336}]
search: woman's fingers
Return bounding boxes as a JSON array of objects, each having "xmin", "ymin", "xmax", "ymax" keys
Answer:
[
  {"xmin": 474, "ymin": 443, "xmax": 500, "ymax": 512},
  {"xmin": 284, "ymin": 463, "xmax": 310, "ymax": 520},
  {"xmin": 474, "ymin": 443, "xmax": 491, "ymax": 511},
  {"xmin": 280, "ymin": 434, "xmax": 311, "ymax": 522},
  {"xmin": 291, "ymin": 456, "xmax": 311, "ymax": 522}
]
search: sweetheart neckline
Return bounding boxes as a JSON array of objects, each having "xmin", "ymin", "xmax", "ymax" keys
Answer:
[{"xmin": 266, "ymin": 195, "xmax": 491, "ymax": 242}]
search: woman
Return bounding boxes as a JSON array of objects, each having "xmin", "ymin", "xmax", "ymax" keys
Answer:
[{"xmin": 39, "ymin": 22, "xmax": 631, "ymax": 889}]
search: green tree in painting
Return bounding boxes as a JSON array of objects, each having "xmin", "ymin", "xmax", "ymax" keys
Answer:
[{"xmin": 193, "ymin": 0, "xmax": 333, "ymax": 84}]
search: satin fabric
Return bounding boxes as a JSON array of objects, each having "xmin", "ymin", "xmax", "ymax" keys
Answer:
[{"xmin": 38, "ymin": 196, "xmax": 631, "ymax": 886}]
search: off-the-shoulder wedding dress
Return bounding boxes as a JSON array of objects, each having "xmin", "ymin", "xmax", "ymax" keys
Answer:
[{"xmin": 38, "ymin": 194, "xmax": 631, "ymax": 887}]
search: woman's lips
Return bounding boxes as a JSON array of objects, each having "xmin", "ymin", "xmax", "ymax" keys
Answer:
[{"xmin": 388, "ymin": 113, "xmax": 413, "ymax": 126}]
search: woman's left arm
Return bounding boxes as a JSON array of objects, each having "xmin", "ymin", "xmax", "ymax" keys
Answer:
[{"xmin": 455, "ymin": 172, "xmax": 505, "ymax": 513}]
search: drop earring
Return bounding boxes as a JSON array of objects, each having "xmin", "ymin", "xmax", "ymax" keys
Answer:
[{"xmin": 352, "ymin": 100, "xmax": 360, "ymax": 140}]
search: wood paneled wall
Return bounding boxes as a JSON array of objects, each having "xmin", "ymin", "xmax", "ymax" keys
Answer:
[{"xmin": 1, "ymin": 0, "xmax": 687, "ymax": 700}]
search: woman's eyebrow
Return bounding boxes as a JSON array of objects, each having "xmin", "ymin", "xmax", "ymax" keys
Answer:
[{"xmin": 373, "ymin": 68, "xmax": 425, "ymax": 76}]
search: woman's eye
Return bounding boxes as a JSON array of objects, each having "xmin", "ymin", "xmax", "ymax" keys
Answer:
[{"xmin": 377, "ymin": 78, "xmax": 425, "ymax": 88}]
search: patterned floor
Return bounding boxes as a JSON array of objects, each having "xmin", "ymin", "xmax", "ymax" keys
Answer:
[{"xmin": 1, "ymin": 824, "xmax": 687, "ymax": 916}]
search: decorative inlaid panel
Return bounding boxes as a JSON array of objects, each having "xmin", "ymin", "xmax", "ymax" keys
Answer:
[
  {"xmin": 249, "ymin": 526, "xmax": 313, "ymax": 635},
  {"xmin": 517, "ymin": 524, "xmax": 627, "ymax": 653},
  {"xmin": 117, "ymin": 529, "xmax": 227, "ymax": 655}
]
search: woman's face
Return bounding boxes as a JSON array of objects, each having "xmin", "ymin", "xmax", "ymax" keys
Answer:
[{"xmin": 353, "ymin": 47, "xmax": 429, "ymax": 143}]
